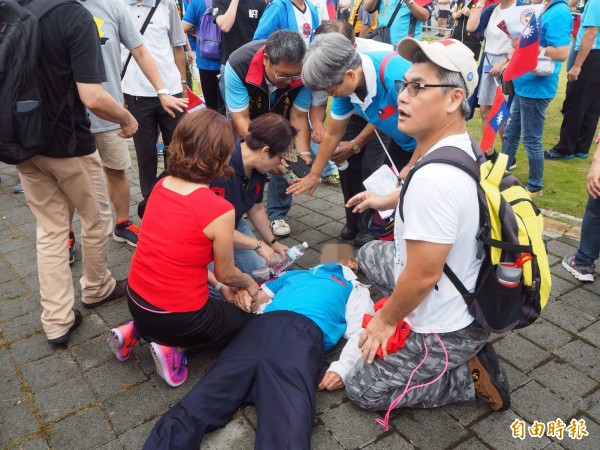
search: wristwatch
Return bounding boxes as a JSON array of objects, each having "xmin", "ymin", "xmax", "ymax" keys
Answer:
[
  {"xmin": 156, "ymin": 88, "xmax": 170, "ymax": 96},
  {"xmin": 407, "ymin": 0, "xmax": 415, "ymax": 6},
  {"xmin": 254, "ymin": 240, "xmax": 262, "ymax": 251},
  {"xmin": 350, "ymin": 140, "xmax": 361, "ymax": 154}
]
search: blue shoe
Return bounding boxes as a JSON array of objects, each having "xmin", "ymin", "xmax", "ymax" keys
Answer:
[
  {"xmin": 544, "ymin": 149, "xmax": 574, "ymax": 160},
  {"xmin": 113, "ymin": 220, "xmax": 140, "ymax": 247},
  {"xmin": 574, "ymin": 153, "xmax": 588, "ymax": 159}
]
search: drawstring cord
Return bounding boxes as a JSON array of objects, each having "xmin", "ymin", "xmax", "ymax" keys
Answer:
[{"xmin": 375, "ymin": 333, "xmax": 449, "ymax": 431}]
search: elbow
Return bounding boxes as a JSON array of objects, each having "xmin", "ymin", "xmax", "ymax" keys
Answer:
[
  {"xmin": 81, "ymin": 91, "xmax": 103, "ymax": 111},
  {"xmin": 214, "ymin": 266, "xmax": 239, "ymax": 285}
]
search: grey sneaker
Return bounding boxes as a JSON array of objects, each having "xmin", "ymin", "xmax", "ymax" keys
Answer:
[{"xmin": 562, "ymin": 255, "xmax": 595, "ymax": 283}]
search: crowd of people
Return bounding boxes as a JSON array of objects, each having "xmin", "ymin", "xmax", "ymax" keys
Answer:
[{"xmin": 6, "ymin": 0, "xmax": 599, "ymax": 447}]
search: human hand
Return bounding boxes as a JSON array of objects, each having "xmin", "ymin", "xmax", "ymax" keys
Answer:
[
  {"xmin": 271, "ymin": 241, "xmax": 289, "ymax": 258},
  {"xmin": 158, "ymin": 94, "xmax": 188, "ymax": 118},
  {"xmin": 219, "ymin": 285, "xmax": 238, "ymax": 302},
  {"xmin": 358, "ymin": 310, "xmax": 397, "ymax": 364},
  {"xmin": 398, "ymin": 164, "xmax": 412, "ymax": 181},
  {"xmin": 118, "ymin": 115, "xmax": 138, "ymax": 138},
  {"xmin": 257, "ymin": 244, "xmax": 277, "ymax": 265},
  {"xmin": 311, "ymin": 122, "xmax": 324, "ymax": 144},
  {"xmin": 286, "ymin": 172, "xmax": 321, "ymax": 197},
  {"xmin": 318, "ymin": 371, "xmax": 344, "ymax": 391},
  {"xmin": 568, "ymin": 65, "xmax": 581, "ymax": 83},
  {"xmin": 331, "ymin": 141, "xmax": 354, "ymax": 165},
  {"xmin": 187, "ymin": 51, "xmax": 195, "ymax": 67},
  {"xmin": 233, "ymin": 289, "xmax": 253, "ymax": 312},
  {"xmin": 299, "ymin": 152, "xmax": 313, "ymax": 165},
  {"xmin": 345, "ymin": 190, "xmax": 387, "ymax": 214},
  {"xmin": 461, "ymin": 6, "xmax": 470, "ymax": 14},
  {"xmin": 489, "ymin": 59, "xmax": 507, "ymax": 77},
  {"xmin": 587, "ymin": 159, "xmax": 600, "ymax": 198}
]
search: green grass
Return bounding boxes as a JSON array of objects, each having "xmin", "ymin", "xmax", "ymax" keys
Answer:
[{"xmin": 466, "ymin": 66, "xmax": 598, "ymax": 219}]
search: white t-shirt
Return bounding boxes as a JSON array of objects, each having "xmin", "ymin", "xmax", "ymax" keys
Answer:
[
  {"xmin": 393, "ymin": 133, "xmax": 480, "ymax": 333},
  {"xmin": 310, "ymin": 0, "xmax": 328, "ymax": 23},
  {"xmin": 484, "ymin": 3, "xmax": 516, "ymax": 55},
  {"xmin": 293, "ymin": 2, "xmax": 314, "ymax": 47}
]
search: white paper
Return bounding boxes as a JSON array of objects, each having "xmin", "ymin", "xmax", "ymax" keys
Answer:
[{"xmin": 362, "ymin": 165, "xmax": 399, "ymax": 219}]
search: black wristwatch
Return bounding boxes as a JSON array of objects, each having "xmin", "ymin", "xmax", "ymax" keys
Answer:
[{"xmin": 269, "ymin": 238, "xmax": 278, "ymax": 245}]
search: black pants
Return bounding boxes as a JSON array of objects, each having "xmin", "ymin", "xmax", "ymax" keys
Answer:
[
  {"xmin": 554, "ymin": 50, "xmax": 600, "ymax": 156},
  {"xmin": 144, "ymin": 311, "xmax": 324, "ymax": 450},
  {"xmin": 123, "ymin": 94, "xmax": 184, "ymax": 202},
  {"xmin": 340, "ymin": 115, "xmax": 389, "ymax": 230},
  {"xmin": 127, "ymin": 288, "xmax": 253, "ymax": 349},
  {"xmin": 199, "ymin": 68, "xmax": 225, "ymax": 115}
]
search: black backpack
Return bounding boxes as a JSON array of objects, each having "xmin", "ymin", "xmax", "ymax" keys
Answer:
[{"xmin": 0, "ymin": 0, "xmax": 76, "ymax": 164}]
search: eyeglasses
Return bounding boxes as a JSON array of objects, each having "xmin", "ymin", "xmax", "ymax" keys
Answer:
[
  {"xmin": 394, "ymin": 80, "xmax": 460, "ymax": 97},
  {"xmin": 269, "ymin": 61, "xmax": 301, "ymax": 81}
]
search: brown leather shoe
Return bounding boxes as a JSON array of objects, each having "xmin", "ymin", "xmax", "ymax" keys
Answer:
[
  {"xmin": 467, "ymin": 343, "xmax": 511, "ymax": 411},
  {"xmin": 82, "ymin": 279, "xmax": 128, "ymax": 309}
]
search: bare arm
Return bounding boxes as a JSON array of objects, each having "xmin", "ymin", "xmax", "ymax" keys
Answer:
[
  {"xmin": 230, "ymin": 108, "xmax": 251, "ymax": 137},
  {"xmin": 587, "ymin": 143, "xmax": 600, "ymax": 199},
  {"xmin": 76, "ymin": 82, "xmax": 137, "ymax": 138},
  {"xmin": 215, "ymin": 0, "xmax": 240, "ymax": 32},
  {"xmin": 173, "ymin": 45, "xmax": 187, "ymax": 97},
  {"xmin": 290, "ymin": 106, "xmax": 312, "ymax": 155},
  {"xmin": 543, "ymin": 45, "xmax": 570, "ymax": 63},
  {"xmin": 569, "ymin": 27, "xmax": 599, "ymax": 82},
  {"xmin": 130, "ymin": 45, "xmax": 188, "ymax": 117},
  {"xmin": 403, "ymin": 0, "xmax": 430, "ymax": 21},
  {"xmin": 364, "ymin": 0, "xmax": 378, "ymax": 13},
  {"xmin": 466, "ymin": 3, "xmax": 483, "ymax": 32},
  {"xmin": 359, "ymin": 240, "xmax": 452, "ymax": 363}
]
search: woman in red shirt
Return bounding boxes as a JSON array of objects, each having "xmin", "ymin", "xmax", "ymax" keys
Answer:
[{"xmin": 108, "ymin": 110, "xmax": 259, "ymax": 387}]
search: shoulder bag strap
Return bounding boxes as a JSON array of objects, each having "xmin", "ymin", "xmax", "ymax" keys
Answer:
[
  {"xmin": 121, "ymin": 0, "xmax": 162, "ymax": 80},
  {"xmin": 387, "ymin": 0, "xmax": 404, "ymax": 26}
]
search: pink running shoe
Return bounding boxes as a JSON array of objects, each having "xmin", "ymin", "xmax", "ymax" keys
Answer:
[
  {"xmin": 150, "ymin": 342, "xmax": 188, "ymax": 387},
  {"xmin": 107, "ymin": 321, "xmax": 139, "ymax": 361}
]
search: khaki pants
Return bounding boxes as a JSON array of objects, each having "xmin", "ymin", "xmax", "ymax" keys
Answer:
[{"xmin": 17, "ymin": 151, "xmax": 116, "ymax": 339}]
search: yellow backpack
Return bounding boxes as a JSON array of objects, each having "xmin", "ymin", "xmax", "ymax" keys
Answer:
[{"xmin": 399, "ymin": 141, "xmax": 551, "ymax": 333}]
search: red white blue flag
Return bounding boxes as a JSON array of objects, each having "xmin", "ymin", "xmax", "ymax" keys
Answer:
[
  {"xmin": 185, "ymin": 86, "xmax": 205, "ymax": 113},
  {"xmin": 481, "ymin": 86, "xmax": 510, "ymax": 152},
  {"xmin": 326, "ymin": 0, "xmax": 336, "ymax": 20},
  {"xmin": 502, "ymin": 13, "xmax": 541, "ymax": 81}
]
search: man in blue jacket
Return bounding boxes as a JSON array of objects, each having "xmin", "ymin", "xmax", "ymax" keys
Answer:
[{"xmin": 253, "ymin": 0, "xmax": 320, "ymax": 44}]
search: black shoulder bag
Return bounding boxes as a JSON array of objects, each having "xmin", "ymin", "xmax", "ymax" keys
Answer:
[
  {"xmin": 121, "ymin": 0, "xmax": 162, "ymax": 80},
  {"xmin": 364, "ymin": 0, "xmax": 403, "ymax": 44}
]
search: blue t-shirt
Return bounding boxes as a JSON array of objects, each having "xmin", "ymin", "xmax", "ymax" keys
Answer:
[
  {"xmin": 514, "ymin": 1, "xmax": 572, "ymax": 99},
  {"xmin": 210, "ymin": 140, "xmax": 266, "ymax": 227},
  {"xmin": 182, "ymin": 0, "xmax": 221, "ymax": 71},
  {"xmin": 331, "ymin": 52, "xmax": 415, "ymax": 151},
  {"xmin": 575, "ymin": 0, "xmax": 600, "ymax": 51},
  {"xmin": 377, "ymin": 0, "xmax": 434, "ymax": 45},
  {"xmin": 263, "ymin": 264, "xmax": 353, "ymax": 350},
  {"xmin": 224, "ymin": 62, "xmax": 312, "ymax": 112}
]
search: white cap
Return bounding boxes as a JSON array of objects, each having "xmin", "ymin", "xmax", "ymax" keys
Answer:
[
  {"xmin": 396, "ymin": 38, "xmax": 478, "ymax": 98},
  {"xmin": 301, "ymin": 242, "xmax": 309, "ymax": 249}
]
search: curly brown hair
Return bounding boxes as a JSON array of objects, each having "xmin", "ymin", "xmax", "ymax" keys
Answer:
[{"xmin": 167, "ymin": 109, "xmax": 235, "ymax": 184}]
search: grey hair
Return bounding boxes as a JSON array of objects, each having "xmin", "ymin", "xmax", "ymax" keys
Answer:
[
  {"xmin": 265, "ymin": 30, "xmax": 306, "ymax": 65},
  {"xmin": 412, "ymin": 50, "xmax": 471, "ymax": 117},
  {"xmin": 302, "ymin": 33, "xmax": 361, "ymax": 91}
]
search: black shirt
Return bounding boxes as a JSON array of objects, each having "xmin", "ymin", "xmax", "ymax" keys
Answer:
[
  {"xmin": 39, "ymin": 3, "xmax": 107, "ymax": 157},
  {"xmin": 210, "ymin": 140, "xmax": 266, "ymax": 227},
  {"xmin": 212, "ymin": 0, "xmax": 266, "ymax": 64}
]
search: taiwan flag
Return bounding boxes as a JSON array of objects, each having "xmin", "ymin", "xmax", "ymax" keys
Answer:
[
  {"xmin": 185, "ymin": 86, "xmax": 205, "ymax": 113},
  {"xmin": 326, "ymin": 0, "xmax": 336, "ymax": 20},
  {"xmin": 502, "ymin": 13, "xmax": 541, "ymax": 81},
  {"xmin": 481, "ymin": 86, "xmax": 510, "ymax": 152}
]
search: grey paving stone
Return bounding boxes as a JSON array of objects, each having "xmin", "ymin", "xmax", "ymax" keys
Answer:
[
  {"xmin": 550, "ymin": 274, "xmax": 579, "ymax": 298},
  {"xmin": 392, "ymin": 408, "xmax": 470, "ymax": 450},
  {"xmin": 9, "ymin": 332, "xmax": 54, "ymax": 365},
  {"xmin": 151, "ymin": 372, "xmax": 199, "ymax": 408},
  {"xmin": 241, "ymin": 405, "xmax": 257, "ymax": 428},
  {"xmin": 0, "ymin": 349, "xmax": 14, "ymax": 376},
  {"xmin": 294, "ymin": 229, "xmax": 334, "ymax": 247},
  {"xmin": 0, "ymin": 309, "xmax": 42, "ymax": 342},
  {"xmin": 517, "ymin": 319, "xmax": 573, "ymax": 353},
  {"xmin": 68, "ymin": 311, "xmax": 110, "ymax": 346},
  {"xmin": 547, "ymin": 253, "xmax": 561, "ymax": 266},
  {"xmin": 317, "ymin": 221, "xmax": 345, "ymax": 239},
  {"xmin": 582, "ymin": 278, "xmax": 600, "ymax": 295},
  {"xmin": 17, "ymin": 438, "xmax": 51, "ymax": 450},
  {"xmin": 34, "ymin": 375, "xmax": 96, "ymax": 423},
  {"xmin": 287, "ymin": 204, "xmax": 312, "ymax": 219},
  {"xmin": 0, "ymin": 235, "xmax": 32, "ymax": 253},
  {"xmin": 543, "ymin": 443, "xmax": 567, "ymax": 450},
  {"xmin": 48, "ymin": 406, "xmax": 116, "ymax": 449},
  {"xmin": 554, "ymin": 340, "xmax": 600, "ymax": 382},
  {"xmin": 94, "ymin": 298, "xmax": 133, "ymax": 329},
  {"xmin": 451, "ymin": 437, "xmax": 492, "ymax": 450},
  {"xmin": 541, "ymin": 301, "xmax": 596, "ymax": 334},
  {"xmin": 0, "ymin": 295, "xmax": 40, "ymax": 322},
  {"xmin": 494, "ymin": 334, "xmax": 551, "ymax": 372},
  {"xmin": 71, "ymin": 333, "xmax": 115, "ymax": 371},
  {"xmin": 95, "ymin": 439, "xmax": 125, "ymax": 450},
  {"xmin": 304, "ymin": 198, "xmax": 346, "ymax": 220},
  {"xmin": 12, "ymin": 260, "xmax": 39, "ymax": 279},
  {"xmin": 104, "ymin": 382, "xmax": 167, "ymax": 435},
  {"xmin": 200, "ymin": 416, "xmax": 255, "ymax": 450},
  {"xmin": 315, "ymin": 386, "xmax": 347, "ymax": 414},
  {"xmin": 443, "ymin": 400, "xmax": 491, "ymax": 426},
  {"xmin": 511, "ymin": 381, "xmax": 577, "ymax": 424},
  {"xmin": 21, "ymin": 351, "xmax": 80, "ymax": 391},
  {"xmin": 471, "ymin": 410, "xmax": 550, "ymax": 449},
  {"xmin": 22, "ymin": 273, "xmax": 39, "ymax": 293},
  {"xmin": 85, "ymin": 359, "xmax": 148, "ymax": 400},
  {"xmin": 321, "ymin": 401, "xmax": 381, "ymax": 449},
  {"xmin": 107, "ymin": 246, "xmax": 134, "ymax": 268},
  {"xmin": 310, "ymin": 425, "xmax": 344, "ymax": 450},
  {"xmin": 559, "ymin": 417, "xmax": 600, "ymax": 450},
  {"xmin": 110, "ymin": 263, "xmax": 132, "ymax": 282},
  {"xmin": 297, "ymin": 212, "xmax": 335, "ymax": 228},
  {"xmin": 530, "ymin": 360, "xmax": 597, "ymax": 403},
  {"xmin": 0, "ymin": 279, "xmax": 30, "ymax": 302},
  {"xmin": 559, "ymin": 289, "xmax": 600, "ymax": 317},
  {"xmin": 295, "ymin": 248, "xmax": 323, "ymax": 270},
  {"xmin": 0, "ymin": 371, "xmax": 26, "ymax": 409},
  {"xmin": 576, "ymin": 390, "xmax": 600, "ymax": 425},
  {"xmin": 3, "ymin": 243, "xmax": 36, "ymax": 266},
  {"xmin": 547, "ymin": 240, "xmax": 578, "ymax": 258},
  {"xmin": 363, "ymin": 432, "xmax": 415, "ymax": 450},
  {"xmin": 0, "ymin": 265, "xmax": 14, "ymax": 284},
  {"xmin": 118, "ymin": 418, "xmax": 158, "ymax": 450},
  {"xmin": 0, "ymin": 402, "xmax": 39, "ymax": 448}
]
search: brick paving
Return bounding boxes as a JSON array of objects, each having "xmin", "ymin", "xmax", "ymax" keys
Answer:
[{"xmin": 1, "ymin": 154, "xmax": 598, "ymax": 450}]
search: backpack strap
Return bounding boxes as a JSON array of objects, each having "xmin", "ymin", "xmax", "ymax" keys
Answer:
[
  {"xmin": 121, "ymin": 0, "xmax": 162, "ymax": 80},
  {"xmin": 378, "ymin": 52, "xmax": 396, "ymax": 95}
]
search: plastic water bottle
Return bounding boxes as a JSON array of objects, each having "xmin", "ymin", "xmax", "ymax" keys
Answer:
[{"xmin": 269, "ymin": 242, "xmax": 309, "ymax": 276}]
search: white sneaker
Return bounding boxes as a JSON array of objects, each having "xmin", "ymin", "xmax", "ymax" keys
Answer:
[{"xmin": 270, "ymin": 219, "xmax": 291, "ymax": 238}]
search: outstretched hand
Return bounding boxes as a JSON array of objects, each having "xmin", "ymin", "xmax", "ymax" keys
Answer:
[{"xmin": 318, "ymin": 371, "xmax": 344, "ymax": 391}]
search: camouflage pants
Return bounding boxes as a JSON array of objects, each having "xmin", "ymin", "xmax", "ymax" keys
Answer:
[{"xmin": 348, "ymin": 241, "xmax": 490, "ymax": 411}]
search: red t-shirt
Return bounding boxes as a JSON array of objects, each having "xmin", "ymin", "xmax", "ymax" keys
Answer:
[{"xmin": 128, "ymin": 179, "xmax": 234, "ymax": 312}]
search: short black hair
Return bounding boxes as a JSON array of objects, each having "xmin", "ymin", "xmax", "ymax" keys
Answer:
[{"xmin": 265, "ymin": 30, "xmax": 306, "ymax": 65}]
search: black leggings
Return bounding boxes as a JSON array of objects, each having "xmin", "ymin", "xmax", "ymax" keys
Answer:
[{"xmin": 127, "ymin": 288, "xmax": 253, "ymax": 349}]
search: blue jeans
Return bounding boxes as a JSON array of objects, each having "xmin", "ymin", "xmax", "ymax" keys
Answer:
[
  {"xmin": 575, "ymin": 196, "xmax": 600, "ymax": 266},
  {"xmin": 208, "ymin": 218, "xmax": 267, "ymax": 299},
  {"xmin": 310, "ymin": 140, "xmax": 337, "ymax": 177},
  {"xmin": 218, "ymin": 64, "xmax": 230, "ymax": 119},
  {"xmin": 502, "ymin": 95, "xmax": 550, "ymax": 192},
  {"xmin": 266, "ymin": 174, "xmax": 292, "ymax": 220}
]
